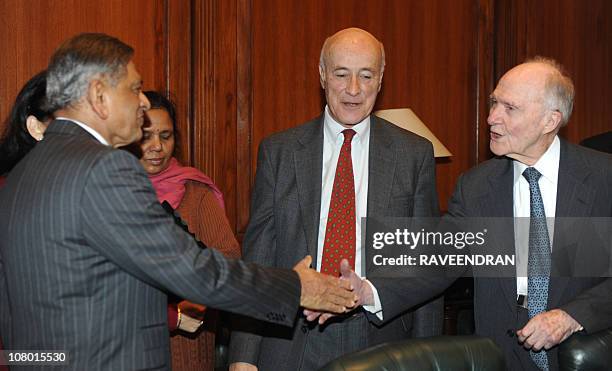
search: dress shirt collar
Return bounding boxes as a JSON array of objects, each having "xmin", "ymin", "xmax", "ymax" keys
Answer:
[
  {"xmin": 55, "ymin": 117, "xmax": 110, "ymax": 146},
  {"xmin": 323, "ymin": 105, "xmax": 370, "ymax": 145},
  {"xmin": 513, "ymin": 135, "xmax": 560, "ymax": 186}
]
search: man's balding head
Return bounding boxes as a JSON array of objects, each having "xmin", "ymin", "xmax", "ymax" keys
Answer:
[
  {"xmin": 488, "ymin": 57, "xmax": 574, "ymax": 165},
  {"xmin": 319, "ymin": 28, "xmax": 385, "ymax": 75},
  {"xmin": 318, "ymin": 28, "xmax": 385, "ymax": 127}
]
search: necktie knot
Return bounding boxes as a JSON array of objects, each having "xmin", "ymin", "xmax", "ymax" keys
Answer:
[
  {"xmin": 342, "ymin": 129, "xmax": 356, "ymax": 144},
  {"xmin": 522, "ymin": 167, "xmax": 542, "ymax": 185}
]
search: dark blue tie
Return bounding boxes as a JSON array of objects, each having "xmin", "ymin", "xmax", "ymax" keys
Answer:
[{"xmin": 523, "ymin": 167, "xmax": 550, "ymax": 370}]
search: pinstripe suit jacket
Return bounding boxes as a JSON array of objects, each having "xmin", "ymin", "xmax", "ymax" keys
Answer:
[
  {"xmin": 0, "ymin": 120, "xmax": 300, "ymax": 370},
  {"xmin": 448, "ymin": 139, "xmax": 612, "ymax": 370},
  {"xmin": 230, "ymin": 116, "xmax": 447, "ymax": 369}
]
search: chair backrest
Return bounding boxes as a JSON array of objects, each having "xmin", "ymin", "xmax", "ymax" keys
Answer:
[
  {"xmin": 410, "ymin": 296, "xmax": 444, "ymax": 337},
  {"xmin": 318, "ymin": 335, "xmax": 504, "ymax": 371}
]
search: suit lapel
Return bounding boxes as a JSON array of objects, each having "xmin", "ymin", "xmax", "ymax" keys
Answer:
[
  {"xmin": 554, "ymin": 139, "xmax": 593, "ymax": 218},
  {"xmin": 294, "ymin": 118, "xmax": 324, "ymax": 263},
  {"xmin": 366, "ymin": 116, "xmax": 396, "ymax": 217},
  {"xmin": 484, "ymin": 159, "xmax": 519, "ymax": 311},
  {"xmin": 548, "ymin": 140, "xmax": 593, "ymax": 308}
]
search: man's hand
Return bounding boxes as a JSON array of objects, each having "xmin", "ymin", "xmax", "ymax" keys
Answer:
[
  {"xmin": 229, "ymin": 362, "xmax": 258, "ymax": 371},
  {"xmin": 304, "ymin": 259, "xmax": 373, "ymax": 324},
  {"xmin": 516, "ymin": 309, "xmax": 583, "ymax": 351},
  {"xmin": 293, "ymin": 256, "xmax": 357, "ymax": 313}
]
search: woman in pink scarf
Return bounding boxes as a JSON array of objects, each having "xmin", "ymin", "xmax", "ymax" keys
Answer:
[{"xmin": 139, "ymin": 91, "xmax": 241, "ymax": 371}]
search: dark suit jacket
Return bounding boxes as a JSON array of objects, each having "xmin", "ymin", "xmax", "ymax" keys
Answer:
[
  {"xmin": 0, "ymin": 120, "xmax": 301, "ymax": 371},
  {"xmin": 447, "ymin": 139, "xmax": 612, "ymax": 370},
  {"xmin": 580, "ymin": 131, "xmax": 612, "ymax": 154},
  {"xmin": 229, "ymin": 115, "xmax": 447, "ymax": 369}
]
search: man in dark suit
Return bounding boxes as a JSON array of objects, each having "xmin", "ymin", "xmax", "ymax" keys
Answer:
[
  {"xmin": 229, "ymin": 28, "xmax": 443, "ymax": 371},
  {"xmin": 448, "ymin": 57, "xmax": 612, "ymax": 370},
  {"xmin": 580, "ymin": 131, "xmax": 612, "ymax": 154},
  {"xmin": 0, "ymin": 33, "xmax": 357, "ymax": 371}
]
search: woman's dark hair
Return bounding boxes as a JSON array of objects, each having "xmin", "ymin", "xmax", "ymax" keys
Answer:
[
  {"xmin": 0, "ymin": 70, "xmax": 52, "ymax": 175},
  {"xmin": 143, "ymin": 90, "xmax": 179, "ymax": 153}
]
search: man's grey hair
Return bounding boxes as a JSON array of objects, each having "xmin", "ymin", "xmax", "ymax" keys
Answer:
[
  {"xmin": 318, "ymin": 34, "xmax": 386, "ymax": 75},
  {"xmin": 526, "ymin": 56, "xmax": 575, "ymax": 127},
  {"xmin": 45, "ymin": 33, "xmax": 134, "ymax": 112}
]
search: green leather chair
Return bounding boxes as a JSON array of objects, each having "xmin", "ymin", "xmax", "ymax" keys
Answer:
[
  {"xmin": 318, "ymin": 335, "xmax": 504, "ymax": 371},
  {"xmin": 559, "ymin": 328, "xmax": 612, "ymax": 371}
]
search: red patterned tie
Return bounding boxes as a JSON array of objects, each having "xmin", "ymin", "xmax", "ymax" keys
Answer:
[{"xmin": 320, "ymin": 129, "xmax": 356, "ymax": 276}]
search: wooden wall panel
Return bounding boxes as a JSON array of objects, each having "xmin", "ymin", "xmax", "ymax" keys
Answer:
[
  {"xmin": 0, "ymin": 0, "xmax": 161, "ymax": 127},
  {"xmin": 0, "ymin": 0, "xmax": 192, "ymax": 163},
  {"xmin": 167, "ymin": 0, "xmax": 194, "ymax": 165},
  {"xmin": 190, "ymin": 0, "xmax": 243, "ymax": 231},
  {"xmin": 494, "ymin": 0, "xmax": 612, "ymax": 147}
]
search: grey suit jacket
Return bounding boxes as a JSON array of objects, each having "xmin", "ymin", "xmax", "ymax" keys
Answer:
[
  {"xmin": 447, "ymin": 139, "xmax": 612, "ymax": 371},
  {"xmin": 230, "ymin": 115, "xmax": 447, "ymax": 369},
  {"xmin": 0, "ymin": 120, "xmax": 301, "ymax": 371}
]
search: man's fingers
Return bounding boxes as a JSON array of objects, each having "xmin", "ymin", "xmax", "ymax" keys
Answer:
[
  {"xmin": 322, "ymin": 303, "xmax": 348, "ymax": 313},
  {"xmin": 340, "ymin": 259, "xmax": 351, "ymax": 277},
  {"xmin": 303, "ymin": 309, "xmax": 322, "ymax": 322},
  {"xmin": 296, "ymin": 258, "xmax": 357, "ymax": 312},
  {"xmin": 331, "ymin": 275, "xmax": 353, "ymax": 292},
  {"xmin": 325, "ymin": 275, "xmax": 357, "ymax": 303},
  {"xmin": 531, "ymin": 338, "xmax": 545, "ymax": 352},
  {"xmin": 318, "ymin": 313, "xmax": 335, "ymax": 325},
  {"xmin": 295, "ymin": 255, "xmax": 312, "ymax": 269}
]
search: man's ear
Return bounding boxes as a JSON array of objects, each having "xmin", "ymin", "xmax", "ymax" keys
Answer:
[
  {"xmin": 86, "ymin": 79, "xmax": 110, "ymax": 120},
  {"xmin": 543, "ymin": 109, "xmax": 562, "ymax": 134},
  {"xmin": 319, "ymin": 65, "xmax": 326, "ymax": 89},
  {"xmin": 26, "ymin": 115, "xmax": 47, "ymax": 141},
  {"xmin": 377, "ymin": 72, "xmax": 384, "ymax": 92}
]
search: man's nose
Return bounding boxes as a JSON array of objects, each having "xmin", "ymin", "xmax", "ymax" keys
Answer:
[
  {"xmin": 140, "ymin": 92, "xmax": 151, "ymax": 110},
  {"xmin": 487, "ymin": 104, "xmax": 502, "ymax": 126},
  {"xmin": 346, "ymin": 75, "xmax": 360, "ymax": 96}
]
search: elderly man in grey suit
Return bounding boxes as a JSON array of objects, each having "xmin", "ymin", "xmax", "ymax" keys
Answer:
[
  {"xmin": 448, "ymin": 58, "xmax": 612, "ymax": 370},
  {"xmin": 229, "ymin": 28, "xmax": 443, "ymax": 371},
  {"xmin": 0, "ymin": 33, "xmax": 357, "ymax": 371}
]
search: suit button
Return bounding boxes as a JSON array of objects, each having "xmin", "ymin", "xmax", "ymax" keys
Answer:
[
  {"xmin": 301, "ymin": 325, "xmax": 308, "ymax": 333},
  {"xmin": 506, "ymin": 329, "xmax": 515, "ymax": 337}
]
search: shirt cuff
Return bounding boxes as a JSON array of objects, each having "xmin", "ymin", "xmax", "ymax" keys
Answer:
[
  {"xmin": 361, "ymin": 279, "xmax": 383, "ymax": 321},
  {"xmin": 167, "ymin": 303, "xmax": 179, "ymax": 331},
  {"xmin": 178, "ymin": 313, "xmax": 204, "ymax": 333}
]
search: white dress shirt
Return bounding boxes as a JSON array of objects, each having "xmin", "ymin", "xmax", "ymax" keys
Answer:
[
  {"xmin": 514, "ymin": 136, "xmax": 560, "ymax": 295},
  {"xmin": 56, "ymin": 117, "xmax": 110, "ymax": 146},
  {"xmin": 316, "ymin": 106, "xmax": 382, "ymax": 318}
]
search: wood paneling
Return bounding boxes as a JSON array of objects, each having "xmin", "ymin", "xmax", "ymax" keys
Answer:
[
  {"xmin": 192, "ymin": 0, "xmax": 242, "ymax": 231},
  {"xmin": 166, "ymin": 0, "xmax": 194, "ymax": 165},
  {"xmin": 494, "ymin": 0, "xmax": 612, "ymax": 147},
  {"xmin": 0, "ymin": 0, "xmax": 162, "ymax": 126},
  {"xmin": 0, "ymin": 0, "xmax": 193, "ymax": 162}
]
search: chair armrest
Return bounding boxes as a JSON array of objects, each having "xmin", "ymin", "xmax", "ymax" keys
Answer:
[{"xmin": 559, "ymin": 328, "xmax": 612, "ymax": 371}]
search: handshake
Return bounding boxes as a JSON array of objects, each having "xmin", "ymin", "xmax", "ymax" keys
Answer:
[{"xmin": 293, "ymin": 256, "xmax": 374, "ymax": 324}]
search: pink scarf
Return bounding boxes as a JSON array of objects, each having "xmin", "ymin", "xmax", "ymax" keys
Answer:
[{"xmin": 148, "ymin": 157, "xmax": 225, "ymax": 211}]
